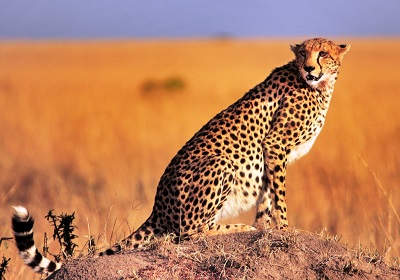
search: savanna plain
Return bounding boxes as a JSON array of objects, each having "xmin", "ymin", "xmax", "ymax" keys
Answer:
[{"xmin": 0, "ymin": 38, "xmax": 399, "ymax": 279}]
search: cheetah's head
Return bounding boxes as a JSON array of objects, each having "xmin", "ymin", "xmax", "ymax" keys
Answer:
[{"xmin": 291, "ymin": 38, "xmax": 350, "ymax": 90}]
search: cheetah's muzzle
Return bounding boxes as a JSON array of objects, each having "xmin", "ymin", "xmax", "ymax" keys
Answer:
[{"xmin": 306, "ymin": 73, "xmax": 322, "ymax": 82}]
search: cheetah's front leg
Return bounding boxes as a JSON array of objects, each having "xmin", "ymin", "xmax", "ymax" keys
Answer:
[{"xmin": 254, "ymin": 138, "xmax": 288, "ymax": 230}]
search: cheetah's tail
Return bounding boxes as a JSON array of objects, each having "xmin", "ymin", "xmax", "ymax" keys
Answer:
[
  {"xmin": 11, "ymin": 206, "xmax": 62, "ymax": 275},
  {"xmin": 99, "ymin": 216, "xmax": 165, "ymax": 256}
]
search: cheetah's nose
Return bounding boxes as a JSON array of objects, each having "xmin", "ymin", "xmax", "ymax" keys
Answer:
[{"xmin": 304, "ymin": 66, "xmax": 315, "ymax": 73}]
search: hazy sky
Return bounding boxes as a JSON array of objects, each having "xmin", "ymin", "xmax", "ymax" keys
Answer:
[{"xmin": 0, "ymin": 0, "xmax": 399, "ymax": 39}]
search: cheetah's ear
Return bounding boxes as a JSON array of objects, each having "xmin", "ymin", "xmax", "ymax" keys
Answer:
[
  {"xmin": 338, "ymin": 44, "xmax": 351, "ymax": 60},
  {"xmin": 290, "ymin": 43, "xmax": 301, "ymax": 54}
]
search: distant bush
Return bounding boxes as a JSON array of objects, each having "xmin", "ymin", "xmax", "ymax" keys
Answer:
[
  {"xmin": 164, "ymin": 77, "xmax": 185, "ymax": 91},
  {"xmin": 140, "ymin": 76, "xmax": 186, "ymax": 94}
]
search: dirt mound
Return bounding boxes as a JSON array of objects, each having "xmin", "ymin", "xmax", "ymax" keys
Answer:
[{"xmin": 48, "ymin": 230, "xmax": 399, "ymax": 279}]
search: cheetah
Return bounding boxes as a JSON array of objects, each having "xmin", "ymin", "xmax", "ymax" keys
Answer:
[{"xmin": 12, "ymin": 38, "xmax": 350, "ymax": 275}]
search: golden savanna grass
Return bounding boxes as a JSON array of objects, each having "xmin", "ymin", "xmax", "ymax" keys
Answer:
[{"xmin": 0, "ymin": 38, "xmax": 399, "ymax": 279}]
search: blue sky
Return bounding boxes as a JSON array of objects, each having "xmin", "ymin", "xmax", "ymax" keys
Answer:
[{"xmin": 0, "ymin": 0, "xmax": 399, "ymax": 39}]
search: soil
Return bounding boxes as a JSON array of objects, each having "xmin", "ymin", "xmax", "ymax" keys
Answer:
[{"xmin": 47, "ymin": 230, "xmax": 400, "ymax": 280}]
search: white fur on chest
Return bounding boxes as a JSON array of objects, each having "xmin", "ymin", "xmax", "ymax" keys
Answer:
[
  {"xmin": 287, "ymin": 133, "xmax": 319, "ymax": 165},
  {"xmin": 287, "ymin": 107, "xmax": 327, "ymax": 165}
]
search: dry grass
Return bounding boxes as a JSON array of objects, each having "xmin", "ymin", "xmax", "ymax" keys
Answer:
[
  {"xmin": 0, "ymin": 38, "xmax": 399, "ymax": 279},
  {"xmin": 49, "ymin": 230, "xmax": 400, "ymax": 279}
]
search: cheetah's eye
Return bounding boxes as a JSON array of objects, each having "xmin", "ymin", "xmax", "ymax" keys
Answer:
[
  {"xmin": 299, "ymin": 50, "xmax": 306, "ymax": 57},
  {"xmin": 319, "ymin": 51, "xmax": 329, "ymax": 58}
]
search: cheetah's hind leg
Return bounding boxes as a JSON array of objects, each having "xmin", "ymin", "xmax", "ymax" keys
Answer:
[
  {"xmin": 202, "ymin": 223, "xmax": 256, "ymax": 236},
  {"xmin": 181, "ymin": 155, "xmax": 256, "ymax": 238}
]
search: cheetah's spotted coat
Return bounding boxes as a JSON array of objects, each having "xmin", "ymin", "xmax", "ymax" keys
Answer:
[{"xmin": 12, "ymin": 38, "xmax": 350, "ymax": 275}]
